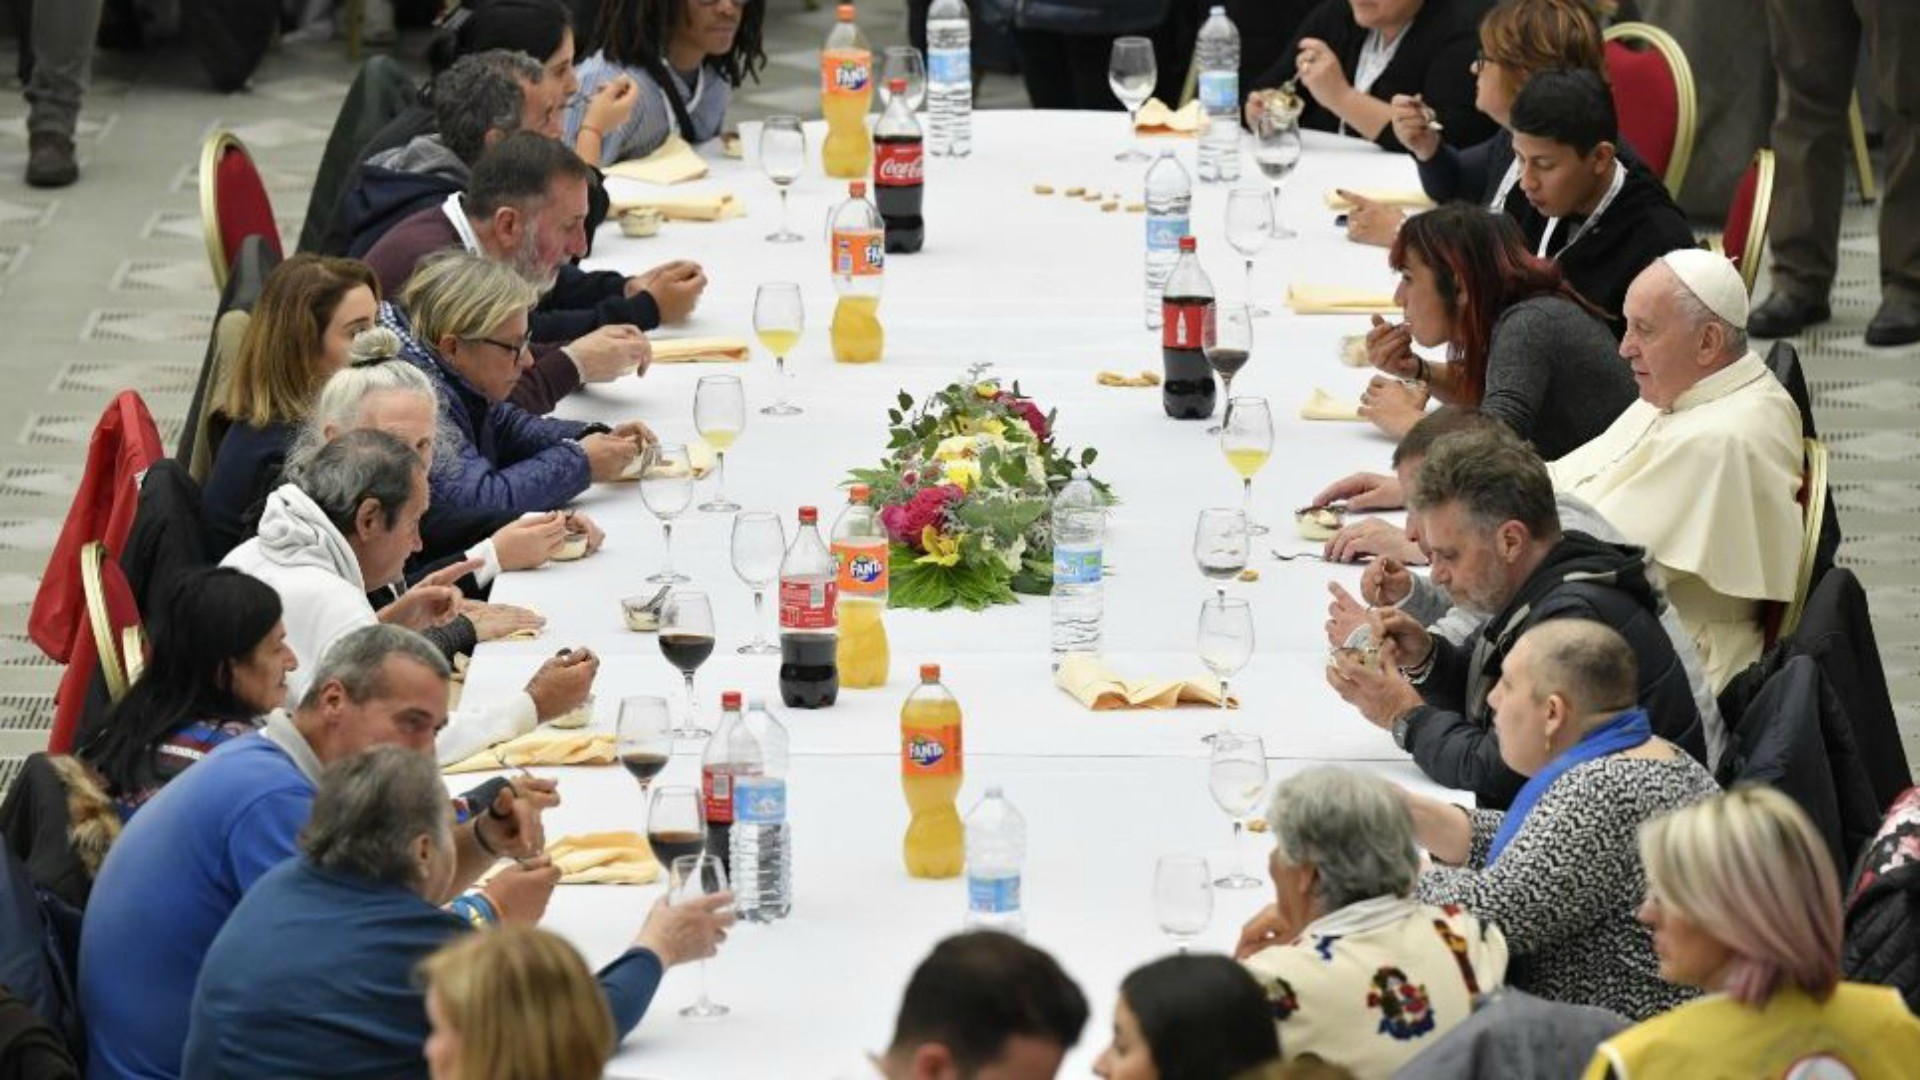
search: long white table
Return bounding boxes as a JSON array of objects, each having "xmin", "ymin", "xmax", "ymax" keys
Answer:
[{"xmin": 463, "ymin": 111, "xmax": 1458, "ymax": 1078}]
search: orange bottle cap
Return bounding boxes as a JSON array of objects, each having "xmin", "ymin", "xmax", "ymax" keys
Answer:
[
  {"xmin": 848, "ymin": 483, "xmax": 870, "ymax": 502},
  {"xmin": 837, "ymin": 4, "xmax": 855, "ymax": 19},
  {"xmin": 920, "ymin": 663, "xmax": 941, "ymax": 682},
  {"xmin": 850, "ymin": 180, "xmax": 868, "ymax": 197}
]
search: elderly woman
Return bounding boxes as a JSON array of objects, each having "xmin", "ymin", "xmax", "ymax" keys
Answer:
[
  {"xmin": 1583, "ymin": 788, "xmax": 1920, "ymax": 1077},
  {"xmin": 183, "ymin": 747, "xmax": 734, "ymax": 1077},
  {"xmin": 1235, "ymin": 766, "xmax": 1507, "ymax": 1077},
  {"xmin": 1403, "ymin": 618, "xmax": 1719, "ymax": 1021},
  {"xmin": 380, "ymin": 251, "xmax": 652, "ymax": 514},
  {"xmin": 422, "ymin": 926, "xmax": 616, "ymax": 1080}
]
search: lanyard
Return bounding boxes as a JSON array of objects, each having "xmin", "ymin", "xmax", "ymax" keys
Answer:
[
  {"xmin": 1490, "ymin": 159, "xmax": 1521, "ymax": 211},
  {"xmin": 662, "ymin": 64, "xmax": 706, "ymax": 139},
  {"xmin": 1536, "ymin": 160, "xmax": 1626, "ymax": 260},
  {"xmin": 444, "ymin": 192, "xmax": 482, "ymax": 255}
]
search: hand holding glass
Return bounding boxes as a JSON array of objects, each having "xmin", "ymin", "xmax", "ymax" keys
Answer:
[{"xmin": 669, "ymin": 853, "xmax": 731, "ymax": 1020}]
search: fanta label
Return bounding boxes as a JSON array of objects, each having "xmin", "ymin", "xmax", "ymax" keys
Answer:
[
  {"xmin": 1145, "ymin": 213, "xmax": 1190, "ymax": 253},
  {"xmin": 832, "ymin": 539, "xmax": 890, "ymax": 596},
  {"xmin": 1162, "ymin": 300, "xmax": 1214, "ymax": 350},
  {"xmin": 831, "ymin": 228, "xmax": 886, "ymax": 277},
  {"xmin": 902, "ymin": 724, "xmax": 962, "ymax": 776},
  {"xmin": 822, "ymin": 49, "xmax": 872, "ymax": 97},
  {"xmin": 1199, "ymin": 70, "xmax": 1238, "ymax": 112},
  {"xmin": 874, "ymin": 141, "xmax": 924, "ymax": 186},
  {"xmin": 779, "ymin": 577, "xmax": 837, "ymax": 630}
]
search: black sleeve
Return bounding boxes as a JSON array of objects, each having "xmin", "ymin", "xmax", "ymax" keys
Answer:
[
  {"xmin": 531, "ymin": 265, "xmax": 662, "ymax": 341},
  {"xmin": 419, "ymin": 615, "xmax": 479, "ymax": 662},
  {"xmin": 1415, "ymin": 634, "xmax": 1474, "ymax": 716},
  {"xmin": 1250, "ymin": 0, "xmax": 1343, "ymax": 90},
  {"xmin": 1373, "ymin": 11, "xmax": 1494, "ymax": 154},
  {"xmin": 1416, "ymin": 132, "xmax": 1502, "ymax": 203},
  {"xmin": 1405, "ymin": 704, "xmax": 1528, "ymax": 808}
]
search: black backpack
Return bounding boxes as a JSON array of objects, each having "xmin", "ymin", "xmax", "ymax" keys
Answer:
[{"xmin": 0, "ymin": 846, "xmax": 82, "ymax": 1069}]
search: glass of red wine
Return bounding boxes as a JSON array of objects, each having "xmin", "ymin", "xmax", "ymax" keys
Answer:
[
  {"xmin": 647, "ymin": 785, "xmax": 707, "ymax": 875},
  {"xmin": 660, "ymin": 590, "xmax": 717, "ymax": 739},
  {"xmin": 1204, "ymin": 304, "xmax": 1253, "ymax": 436},
  {"xmin": 616, "ymin": 695, "xmax": 673, "ymax": 807}
]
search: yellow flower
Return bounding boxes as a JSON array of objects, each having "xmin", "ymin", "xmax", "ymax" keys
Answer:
[
  {"xmin": 980, "ymin": 417, "xmax": 1008, "ymax": 438},
  {"xmin": 934, "ymin": 434, "xmax": 977, "ymax": 461},
  {"xmin": 974, "ymin": 382, "xmax": 1000, "ymax": 400},
  {"xmin": 917, "ymin": 526, "xmax": 962, "ymax": 566},
  {"xmin": 944, "ymin": 458, "xmax": 981, "ymax": 492}
]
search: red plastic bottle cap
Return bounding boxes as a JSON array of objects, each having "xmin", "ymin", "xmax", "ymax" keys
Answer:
[
  {"xmin": 848, "ymin": 483, "xmax": 870, "ymax": 502},
  {"xmin": 837, "ymin": 4, "xmax": 855, "ymax": 19},
  {"xmin": 920, "ymin": 663, "xmax": 941, "ymax": 682},
  {"xmin": 721, "ymin": 691, "xmax": 743, "ymax": 709},
  {"xmin": 1179, "ymin": 236, "xmax": 1197, "ymax": 252},
  {"xmin": 798, "ymin": 506, "xmax": 818, "ymax": 524},
  {"xmin": 850, "ymin": 180, "xmax": 867, "ymax": 197},
  {"xmin": 889, "ymin": 77, "xmax": 907, "ymax": 93}
]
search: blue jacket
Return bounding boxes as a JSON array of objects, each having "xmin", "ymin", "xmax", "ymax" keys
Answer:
[{"xmin": 380, "ymin": 303, "xmax": 594, "ymax": 514}]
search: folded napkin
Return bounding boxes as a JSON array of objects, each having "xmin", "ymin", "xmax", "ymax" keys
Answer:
[
  {"xmin": 1096, "ymin": 370, "xmax": 1162, "ymax": 388},
  {"xmin": 1286, "ymin": 284, "xmax": 1401, "ymax": 315},
  {"xmin": 1056, "ymin": 654, "xmax": 1237, "ymax": 711},
  {"xmin": 443, "ymin": 729, "xmax": 616, "ymax": 774},
  {"xmin": 1135, "ymin": 98, "xmax": 1204, "ymax": 136},
  {"xmin": 546, "ymin": 831, "xmax": 661, "ymax": 885},
  {"xmin": 1301, "ymin": 387, "xmax": 1365, "ymax": 422},
  {"xmin": 610, "ymin": 192, "xmax": 744, "ymax": 221},
  {"xmin": 650, "ymin": 336, "xmax": 751, "ymax": 363},
  {"xmin": 1323, "ymin": 188, "xmax": 1436, "ymax": 212},
  {"xmin": 618, "ymin": 440, "xmax": 715, "ymax": 481},
  {"xmin": 605, "ymin": 135, "xmax": 709, "ymax": 185}
]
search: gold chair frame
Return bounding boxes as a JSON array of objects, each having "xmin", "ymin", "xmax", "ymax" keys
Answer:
[
  {"xmin": 80, "ymin": 541, "xmax": 133, "ymax": 702},
  {"xmin": 1850, "ymin": 92, "xmax": 1878, "ymax": 204},
  {"xmin": 197, "ymin": 131, "xmax": 262, "ymax": 293},
  {"xmin": 1780, "ymin": 436, "xmax": 1828, "ymax": 641},
  {"xmin": 1603, "ymin": 22, "xmax": 1698, "ymax": 201}
]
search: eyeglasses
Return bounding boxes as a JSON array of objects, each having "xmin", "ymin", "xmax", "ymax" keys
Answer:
[{"xmin": 466, "ymin": 331, "xmax": 533, "ymax": 357}]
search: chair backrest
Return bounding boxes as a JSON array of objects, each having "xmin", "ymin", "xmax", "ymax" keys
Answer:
[
  {"xmin": 1603, "ymin": 22, "xmax": 1697, "ymax": 200},
  {"xmin": 78, "ymin": 542, "xmax": 142, "ymax": 704},
  {"xmin": 1722, "ymin": 148, "xmax": 1776, "ymax": 296},
  {"xmin": 299, "ymin": 56, "xmax": 421, "ymax": 255},
  {"xmin": 1779, "ymin": 437, "xmax": 1829, "ymax": 641},
  {"xmin": 184, "ymin": 309, "xmax": 251, "ymax": 485},
  {"xmin": 1765, "ymin": 339, "xmax": 1818, "ymax": 439},
  {"xmin": 197, "ymin": 132, "xmax": 282, "ymax": 292},
  {"xmin": 178, "ymin": 231, "xmax": 277, "ymax": 476}
]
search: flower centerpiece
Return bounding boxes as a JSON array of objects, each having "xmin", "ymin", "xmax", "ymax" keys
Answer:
[{"xmin": 846, "ymin": 367, "xmax": 1109, "ymax": 611}]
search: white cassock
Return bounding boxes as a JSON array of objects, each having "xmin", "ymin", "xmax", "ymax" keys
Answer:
[{"xmin": 1549, "ymin": 351, "xmax": 1804, "ymax": 690}]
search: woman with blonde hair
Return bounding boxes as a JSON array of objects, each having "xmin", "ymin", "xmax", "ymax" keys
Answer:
[
  {"xmin": 1584, "ymin": 787, "xmax": 1920, "ymax": 1078},
  {"xmin": 420, "ymin": 926, "xmax": 613, "ymax": 1080}
]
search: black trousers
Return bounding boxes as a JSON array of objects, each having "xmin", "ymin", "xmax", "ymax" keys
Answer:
[{"xmin": 1012, "ymin": 14, "xmax": 1194, "ymax": 111}]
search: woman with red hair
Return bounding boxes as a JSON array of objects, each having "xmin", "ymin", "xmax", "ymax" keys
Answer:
[{"xmin": 1360, "ymin": 202, "xmax": 1635, "ymax": 460}]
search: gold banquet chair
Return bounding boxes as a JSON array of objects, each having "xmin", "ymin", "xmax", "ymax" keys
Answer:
[
  {"xmin": 80, "ymin": 541, "xmax": 147, "ymax": 702},
  {"xmin": 1713, "ymin": 148, "xmax": 1777, "ymax": 298},
  {"xmin": 1603, "ymin": 22, "xmax": 1697, "ymax": 201},
  {"xmin": 198, "ymin": 131, "xmax": 283, "ymax": 292},
  {"xmin": 1780, "ymin": 437, "xmax": 1830, "ymax": 642}
]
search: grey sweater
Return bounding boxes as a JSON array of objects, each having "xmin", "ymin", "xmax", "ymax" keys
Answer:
[{"xmin": 1481, "ymin": 295, "xmax": 1637, "ymax": 461}]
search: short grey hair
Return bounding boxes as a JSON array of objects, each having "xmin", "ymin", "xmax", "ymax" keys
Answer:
[
  {"xmin": 300, "ymin": 746, "xmax": 452, "ymax": 890},
  {"xmin": 1666, "ymin": 270, "xmax": 1749, "ymax": 359},
  {"xmin": 433, "ymin": 50, "xmax": 542, "ymax": 165},
  {"xmin": 1265, "ymin": 767, "xmax": 1421, "ymax": 912},
  {"xmin": 1408, "ymin": 427, "xmax": 1561, "ymax": 540},
  {"xmin": 287, "ymin": 428, "xmax": 422, "ymax": 538},
  {"xmin": 297, "ymin": 624, "xmax": 450, "ymax": 712},
  {"xmin": 284, "ymin": 333, "xmax": 452, "ymax": 477}
]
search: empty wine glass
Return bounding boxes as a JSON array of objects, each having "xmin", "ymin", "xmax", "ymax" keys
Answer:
[
  {"xmin": 640, "ymin": 443, "xmax": 695, "ymax": 583},
  {"xmin": 660, "ymin": 590, "xmax": 717, "ymax": 739},
  {"xmin": 759, "ymin": 116, "xmax": 805, "ymax": 243},
  {"xmin": 1198, "ymin": 595, "xmax": 1255, "ymax": 741},
  {"xmin": 670, "ymin": 853, "xmax": 730, "ymax": 1020},
  {"xmin": 1108, "ymin": 37, "xmax": 1157, "ymax": 163},
  {"xmin": 731, "ymin": 510, "xmax": 785, "ymax": 655},
  {"xmin": 754, "ymin": 282, "xmax": 804, "ymax": 416},
  {"xmin": 878, "ymin": 46, "xmax": 927, "ymax": 112},
  {"xmin": 1224, "ymin": 190, "xmax": 1274, "ymax": 315},
  {"xmin": 1204, "ymin": 305, "xmax": 1253, "ymax": 436},
  {"xmin": 1208, "ymin": 733, "xmax": 1269, "ymax": 889},
  {"xmin": 694, "ymin": 374, "xmax": 745, "ymax": 513},
  {"xmin": 616, "ymin": 696, "xmax": 672, "ymax": 804},
  {"xmin": 1193, "ymin": 508, "xmax": 1250, "ymax": 601},
  {"xmin": 1252, "ymin": 113, "xmax": 1302, "ymax": 240},
  {"xmin": 1154, "ymin": 854, "xmax": 1214, "ymax": 953},
  {"xmin": 1220, "ymin": 396, "xmax": 1273, "ymax": 536}
]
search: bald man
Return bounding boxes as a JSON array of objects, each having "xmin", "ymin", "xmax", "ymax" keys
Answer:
[{"xmin": 1550, "ymin": 250, "xmax": 1804, "ymax": 690}]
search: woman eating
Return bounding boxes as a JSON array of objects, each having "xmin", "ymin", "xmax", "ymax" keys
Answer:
[{"xmin": 566, "ymin": 0, "xmax": 767, "ymax": 165}]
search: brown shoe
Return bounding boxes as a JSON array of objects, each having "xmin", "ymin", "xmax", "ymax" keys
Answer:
[{"xmin": 26, "ymin": 132, "xmax": 77, "ymax": 188}]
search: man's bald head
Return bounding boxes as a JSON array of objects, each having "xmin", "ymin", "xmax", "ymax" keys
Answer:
[
  {"xmin": 1620, "ymin": 259, "xmax": 1749, "ymax": 409},
  {"xmin": 1513, "ymin": 618, "xmax": 1639, "ymax": 722}
]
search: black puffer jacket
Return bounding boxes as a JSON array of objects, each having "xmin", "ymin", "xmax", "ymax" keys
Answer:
[
  {"xmin": 1845, "ymin": 787, "xmax": 1920, "ymax": 1011},
  {"xmin": 1403, "ymin": 531, "xmax": 1706, "ymax": 809}
]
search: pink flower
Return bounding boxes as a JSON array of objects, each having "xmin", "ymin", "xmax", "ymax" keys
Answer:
[
  {"xmin": 879, "ymin": 484, "xmax": 964, "ymax": 549},
  {"xmin": 1004, "ymin": 397, "xmax": 1049, "ymax": 441}
]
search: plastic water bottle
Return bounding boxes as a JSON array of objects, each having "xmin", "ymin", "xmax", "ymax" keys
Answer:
[
  {"xmin": 1051, "ymin": 467, "xmax": 1104, "ymax": 662},
  {"xmin": 1144, "ymin": 148, "xmax": 1192, "ymax": 329},
  {"xmin": 730, "ymin": 696, "xmax": 792, "ymax": 923},
  {"xmin": 926, "ymin": 0, "xmax": 972, "ymax": 157},
  {"xmin": 964, "ymin": 786, "xmax": 1027, "ymax": 936},
  {"xmin": 1196, "ymin": 6, "xmax": 1241, "ymax": 183}
]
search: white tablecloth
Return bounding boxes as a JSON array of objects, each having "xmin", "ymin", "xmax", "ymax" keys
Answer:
[{"xmin": 462, "ymin": 111, "xmax": 1451, "ymax": 1078}]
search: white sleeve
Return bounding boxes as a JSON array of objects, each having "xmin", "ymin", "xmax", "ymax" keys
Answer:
[
  {"xmin": 434, "ymin": 691, "xmax": 538, "ymax": 765},
  {"xmin": 464, "ymin": 539, "xmax": 501, "ymax": 588}
]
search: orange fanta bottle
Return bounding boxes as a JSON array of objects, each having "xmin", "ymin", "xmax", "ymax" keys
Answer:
[
  {"xmin": 820, "ymin": 4, "xmax": 873, "ymax": 178},
  {"xmin": 829, "ymin": 181, "xmax": 886, "ymax": 363},
  {"xmin": 831, "ymin": 484, "xmax": 890, "ymax": 688},
  {"xmin": 901, "ymin": 663, "xmax": 964, "ymax": 878}
]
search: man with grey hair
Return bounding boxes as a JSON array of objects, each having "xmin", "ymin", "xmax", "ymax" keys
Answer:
[
  {"xmin": 1328, "ymin": 426, "xmax": 1704, "ymax": 809},
  {"xmin": 1233, "ymin": 765, "xmax": 1508, "ymax": 1076},
  {"xmin": 79, "ymin": 625, "xmax": 560, "ymax": 1080},
  {"xmin": 1549, "ymin": 248, "xmax": 1805, "ymax": 691}
]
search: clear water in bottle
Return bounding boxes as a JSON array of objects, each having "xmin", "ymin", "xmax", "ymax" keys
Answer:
[
  {"xmin": 964, "ymin": 785, "xmax": 1027, "ymax": 936},
  {"xmin": 926, "ymin": 0, "xmax": 972, "ymax": 157},
  {"xmin": 1196, "ymin": 6, "xmax": 1241, "ymax": 182},
  {"xmin": 1143, "ymin": 149, "xmax": 1192, "ymax": 329},
  {"xmin": 729, "ymin": 696, "xmax": 792, "ymax": 922},
  {"xmin": 1051, "ymin": 468, "xmax": 1104, "ymax": 661}
]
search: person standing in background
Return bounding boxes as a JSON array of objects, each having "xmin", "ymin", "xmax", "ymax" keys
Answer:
[
  {"xmin": 983, "ymin": 0, "xmax": 1195, "ymax": 111},
  {"xmin": 23, "ymin": 0, "xmax": 104, "ymax": 187}
]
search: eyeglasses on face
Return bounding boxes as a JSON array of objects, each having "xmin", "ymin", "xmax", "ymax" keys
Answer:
[{"xmin": 465, "ymin": 331, "xmax": 534, "ymax": 357}]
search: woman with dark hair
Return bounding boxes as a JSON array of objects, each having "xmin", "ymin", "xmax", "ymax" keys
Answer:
[
  {"xmin": 1093, "ymin": 955, "xmax": 1279, "ymax": 1080},
  {"xmin": 78, "ymin": 568, "xmax": 296, "ymax": 819},
  {"xmin": 565, "ymin": 0, "xmax": 766, "ymax": 165},
  {"xmin": 1358, "ymin": 202, "xmax": 1635, "ymax": 459}
]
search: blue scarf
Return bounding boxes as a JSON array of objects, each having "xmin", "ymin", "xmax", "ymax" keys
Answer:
[{"xmin": 1487, "ymin": 708, "xmax": 1653, "ymax": 865}]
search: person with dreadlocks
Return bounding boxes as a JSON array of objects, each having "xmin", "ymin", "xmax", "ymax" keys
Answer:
[{"xmin": 563, "ymin": 0, "xmax": 767, "ymax": 166}]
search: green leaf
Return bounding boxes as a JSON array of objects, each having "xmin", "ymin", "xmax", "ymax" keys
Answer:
[{"xmin": 1080, "ymin": 447, "xmax": 1098, "ymax": 466}]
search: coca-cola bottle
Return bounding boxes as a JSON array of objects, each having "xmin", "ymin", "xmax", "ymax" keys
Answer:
[
  {"xmin": 701, "ymin": 691, "xmax": 749, "ymax": 877},
  {"xmin": 1161, "ymin": 235, "xmax": 1217, "ymax": 420},
  {"xmin": 874, "ymin": 76, "xmax": 925, "ymax": 254},
  {"xmin": 778, "ymin": 506, "xmax": 840, "ymax": 708}
]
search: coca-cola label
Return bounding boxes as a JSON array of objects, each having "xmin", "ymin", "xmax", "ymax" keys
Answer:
[
  {"xmin": 780, "ymin": 577, "xmax": 837, "ymax": 629},
  {"xmin": 874, "ymin": 140, "xmax": 924, "ymax": 186},
  {"xmin": 1162, "ymin": 300, "xmax": 1214, "ymax": 350},
  {"xmin": 702, "ymin": 766, "xmax": 735, "ymax": 824},
  {"xmin": 831, "ymin": 228, "xmax": 885, "ymax": 277}
]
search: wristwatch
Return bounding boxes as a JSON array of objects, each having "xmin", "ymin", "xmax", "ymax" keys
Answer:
[{"xmin": 1391, "ymin": 707, "xmax": 1421, "ymax": 751}]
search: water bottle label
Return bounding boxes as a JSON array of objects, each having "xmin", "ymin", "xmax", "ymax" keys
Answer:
[
  {"xmin": 902, "ymin": 724, "xmax": 963, "ymax": 777},
  {"xmin": 831, "ymin": 228, "xmax": 886, "ymax": 277},
  {"xmin": 779, "ymin": 577, "xmax": 838, "ymax": 630},
  {"xmin": 1053, "ymin": 546, "xmax": 1101, "ymax": 586},
  {"xmin": 822, "ymin": 48, "xmax": 872, "ymax": 97},
  {"xmin": 832, "ymin": 539, "xmax": 890, "ymax": 596},
  {"xmin": 734, "ymin": 777, "xmax": 787, "ymax": 825},
  {"xmin": 1162, "ymin": 300, "xmax": 1215, "ymax": 350},
  {"xmin": 701, "ymin": 767, "xmax": 736, "ymax": 824},
  {"xmin": 928, "ymin": 47, "xmax": 970, "ymax": 85},
  {"xmin": 968, "ymin": 873, "xmax": 1021, "ymax": 914},
  {"xmin": 1199, "ymin": 71, "xmax": 1238, "ymax": 112},
  {"xmin": 1145, "ymin": 214, "xmax": 1190, "ymax": 253}
]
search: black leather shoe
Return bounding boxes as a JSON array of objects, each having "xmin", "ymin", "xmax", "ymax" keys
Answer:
[
  {"xmin": 25, "ymin": 132, "xmax": 77, "ymax": 188},
  {"xmin": 1866, "ymin": 297, "xmax": 1920, "ymax": 347},
  {"xmin": 1748, "ymin": 291, "xmax": 1832, "ymax": 339}
]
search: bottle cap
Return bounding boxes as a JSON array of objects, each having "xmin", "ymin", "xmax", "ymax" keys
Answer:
[
  {"xmin": 837, "ymin": 4, "xmax": 855, "ymax": 19},
  {"xmin": 799, "ymin": 506, "xmax": 818, "ymax": 524},
  {"xmin": 848, "ymin": 483, "xmax": 870, "ymax": 503},
  {"xmin": 1179, "ymin": 236, "xmax": 1197, "ymax": 252},
  {"xmin": 721, "ymin": 691, "xmax": 743, "ymax": 709},
  {"xmin": 850, "ymin": 180, "xmax": 868, "ymax": 198},
  {"xmin": 920, "ymin": 662, "xmax": 941, "ymax": 682},
  {"xmin": 889, "ymin": 77, "xmax": 907, "ymax": 93}
]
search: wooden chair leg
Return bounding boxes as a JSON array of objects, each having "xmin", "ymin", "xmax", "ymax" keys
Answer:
[{"xmin": 1851, "ymin": 92, "xmax": 1878, "ymax": 205}]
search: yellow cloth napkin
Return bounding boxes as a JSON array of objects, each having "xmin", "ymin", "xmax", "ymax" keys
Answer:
[
  {"xmin": 650, "ymin": 336, "xmax": 751, "ymax": 363},
  {"xmin": 1056, "ymin": 654, "xmax": 1237, "ymax": 710},
  {"xmin": 610, "ymin": 192, "xmax": 743, "ymax": 221},
  {"xmin": 546, "ymin": 831, "xmax": 661, "ymax": 885},
  {"xmin": 605, "ymin": 135, "xmax": 709, "ymax": 185},
  {"xmin": 1301, "ymin": 387, "xmax": 1365, "ymax": 422},
  {"xmin": 1135, "ymin": 98, "xmax": 1205, "ymax": 136},
  {"xmin": 443, "ymin": 729, "xmax": 615, "ymax": 774},
  {"xmin": 1323, "ymin": 188, "xmax": 1436, "ymax": 211},
  {"xmin": 1286, "ymin": 284, "xmax": 1401, "ymax": 315}
]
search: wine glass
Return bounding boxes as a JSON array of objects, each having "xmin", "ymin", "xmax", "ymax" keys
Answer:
[
  {"xmin": 694, "ymin": 375, "xmax": 745, "ymax": 513},
  {"xmin": 731, "ymin": 511, "xmax": 785, "ymax": 655},
  {"xmin": 640, "ymin": 443, "xmax": 695, "ymax": 583},
  {"xmin": 1224, "ymin": 190, "xmax": 1274, "ymax": 316},
  {"xmin": 660, "ymin": 590, "xmax": 717, "ymax": 739},
  {"xmin": 1193, "ymin": 508, "xmax": 1249, "ymax": 601},
  {"xmin": 1204, "ymin": 305, "xmax": 1253, "ymax": 436},
  {"xmin": 1198, "ymin": 595, "xmax": 1254, "ymax": 742},
  {"xmin": 647, "ymin": 785, "xmax": 706, "ymax": 869},
  {"xmin": 1208, "ymin": 733, "xmax": 1269, "ymax": 889},
  {"xmin": 1108, "ymin": 37, "xmax": 1157, "ymax": 163},
  {"xmin": 1252, "ymin": 113, "xmax": 1302, "ymax": 240},
  {"xmin": 669, "ymin": 853, "xmax": 730, "ymax": 1020},
  {"xmin": 616, "ymin": 696, "xmax": 673, "ymax": 804},
  {"xmin": 759, "ymin": 116, "xmax": 805, "ymax": 243},
  {"xmin": 754, "ymin": 282, "xmax": 804, "ymax": 416},
  {"xmin": 1220, "ymin": 396, "xmax": 1273, "ymax": 536},
  {"xmin": 878, "ymin": 46, "xmax": 927, "ymax": 112},
  {"xmin": 1153, "ymin": 854, "xmax": 1214, "ymax": 953}
]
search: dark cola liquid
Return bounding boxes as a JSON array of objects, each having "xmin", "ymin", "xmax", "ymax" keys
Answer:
[
  {"xmin": 648, "ymin": 829, "xmax": 706, "ymax": 867},
  {"xmin": 779, "ymin": 632, "xmax": 840, "ymax": 708},
  {"xmin": 621, "ymin": 752, "xmax": 668, "ymax": 784},
  {"xmin": 875, "ymin": 134, "xmax": 925, "ymax": 253},
  {"xmin": 659, "ymin": 633, "xmax": 715, "ymax": 674},
  {"xmin": 1206, "ymin": 348, "xmax": 1249, "ymax": 377},
  {"xmin": 1162, "ymin": 295, "xmax": 1217, "ymax": 419}
]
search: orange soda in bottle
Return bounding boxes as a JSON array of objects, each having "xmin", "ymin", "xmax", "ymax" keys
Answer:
[
  {"xmin": 831, "ymin": 484, "xmax": 890, "ymax": 688},
  {"xmin": 820, "ymin": 4, "xmax": 873, "ymax": 178},
  {"xmin": 829, "ymin": 181, "xmax": 886, "ymax": 363},
  {"xmin": 900, "ymin": 663, "xmax": 964, "ymax": 878}
]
